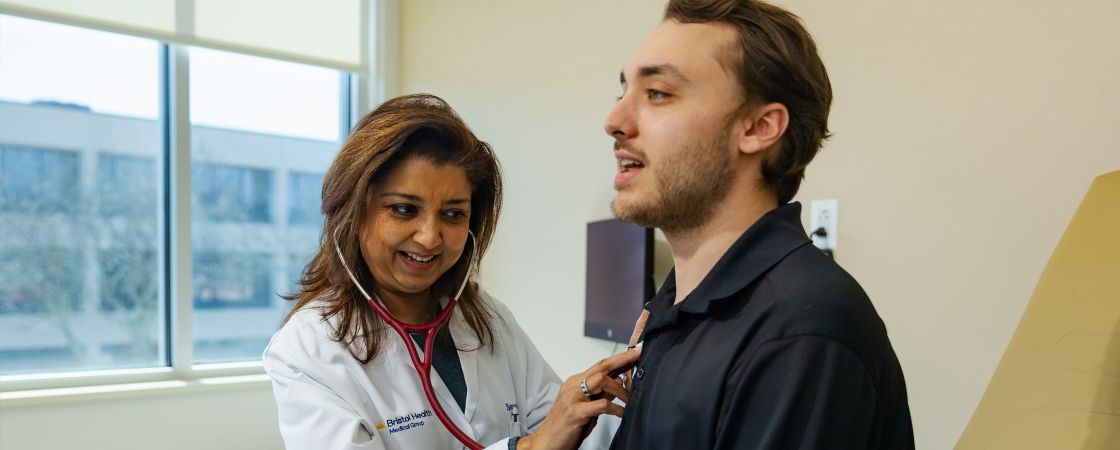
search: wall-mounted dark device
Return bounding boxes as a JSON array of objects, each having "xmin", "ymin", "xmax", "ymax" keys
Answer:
[
  {"xmin": 584, "ymin": 219, "xmax": 654, "ymax": 343},
  {"xmin": 811, "ymin": 227, "xmax": 834, "ymax": 259}
]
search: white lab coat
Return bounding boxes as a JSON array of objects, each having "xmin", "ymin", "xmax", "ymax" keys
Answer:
[{"xmin": 263, "ymin": 292, "xmax": 615, "ymax": 450}]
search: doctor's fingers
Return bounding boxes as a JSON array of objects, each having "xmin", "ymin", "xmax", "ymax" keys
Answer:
[
  {"xmin": 576, "ymin": 397, "xmax": 626, "ymax": 419},
  {"xmin": 590, "ymin": 347, "xmax": 642, "ymax": 378},
  {"xmin": 582, "ymin": 371, "xmax": 629, "ymax": 404}
]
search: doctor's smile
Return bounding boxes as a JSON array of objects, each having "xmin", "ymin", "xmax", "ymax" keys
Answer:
[{"xmin": 361, "ymin": 158, "xmax": 473, "ymax": 301}]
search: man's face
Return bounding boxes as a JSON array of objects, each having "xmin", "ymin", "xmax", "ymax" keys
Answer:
[{"xmin": 604, "ymin": 20, "xmax": 746, "ymax": 234}]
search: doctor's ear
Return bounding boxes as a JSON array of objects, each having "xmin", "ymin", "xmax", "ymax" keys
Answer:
[{"xmin": 736, "ymin": 102, "xmax": 789, "ymax": 156}]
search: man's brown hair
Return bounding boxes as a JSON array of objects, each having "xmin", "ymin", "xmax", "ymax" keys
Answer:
[{"xmin": 666, "ymin": 0, "xmax": 832, "ymax": 204}]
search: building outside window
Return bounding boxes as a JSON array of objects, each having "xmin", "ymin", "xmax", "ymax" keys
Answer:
[
  {"xmin": 288, "ymin": 171, "xmax": 325, "ymax": 226},
  {"xmin": 0, "ymin": 14, "xmax": 348, "ymax": 376},
  {"xmin": 0, "ymin": 146, "xmax": 81, "ymax": 214},
  {"xmin": 97, "ymin": 154, "xmax": 158, "ymax": 218}
]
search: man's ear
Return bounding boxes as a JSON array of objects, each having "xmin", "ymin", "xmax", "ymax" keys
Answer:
[{"xmin": 736, "ymin": 102, "xmax": 789, "ymax": 156}]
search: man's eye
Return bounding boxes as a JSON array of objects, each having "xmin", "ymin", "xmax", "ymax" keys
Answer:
[
  {"xmin": 647, "ymin": 90, "xmax": 670, "ymax": 101},
  {"xmin": 390, "ymin": 204, "xmax": 417, "ymax": 216}
]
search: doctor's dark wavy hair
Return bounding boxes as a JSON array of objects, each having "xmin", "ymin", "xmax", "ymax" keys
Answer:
[
  {"xmin": 666, "ymin": 0, "xmax": 832, "ymax": 204},
  {"xmin": 284, "ymin": 93, "xmax": 501, "ymax": 363}
]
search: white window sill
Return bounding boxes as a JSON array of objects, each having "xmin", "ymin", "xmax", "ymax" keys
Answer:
[{"xmin": 1, "ymin": 364, "xmax": 271, "ymax": 407}]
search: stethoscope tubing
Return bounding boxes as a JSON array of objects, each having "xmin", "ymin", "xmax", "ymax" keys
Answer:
[
  {"xmin": 333, "ymin": 229, "xmax": 484, "ymax": 450},
  {"xmin": 366, "ymin": 296, "xmax": 483, "ymax": 450}
]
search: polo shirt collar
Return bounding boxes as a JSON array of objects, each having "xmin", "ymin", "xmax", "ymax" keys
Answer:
[{"xmin": 641, "ymin": 202, "xmax": 812, "ymax": 338}]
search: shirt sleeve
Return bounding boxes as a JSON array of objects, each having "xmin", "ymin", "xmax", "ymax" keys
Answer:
[
  {"xmin": 262, "ymin": 343, "xmax": 387, "ymax": 450},
  {"xmin": 716, "ymin": 335, "xmax": 880, "ymax": 449}
]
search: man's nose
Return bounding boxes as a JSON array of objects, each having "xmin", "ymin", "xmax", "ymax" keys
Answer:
[{"xmin": 604, "ymin": 93, "xmax": 637, "ymax": 141}]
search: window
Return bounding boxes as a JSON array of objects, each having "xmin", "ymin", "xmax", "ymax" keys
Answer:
[
  {"xmin": 0, "ymin": 146, "xmax": 81, "ymax": 214},
  {"xmin": 192, "ymin": 252, "xmax": 272, "ymax": 309},
  {"xmin": 97, "ymin": 154, "xmax": 158, "ymax": 217},
  {"xmin": 0, "ymin": 248, "xmax": 83, "ymax": 315},
  {"xmin": 189, "ymin": 47, "xmax": 343, "ymax": 364},
  {"xmin": 192, "ymin": 163, "xmax": 273, "ymax": 223},
  {"xmin": 0, "ymin": 15, "xmax": 165, "ymax": 376},
  {"xmin": 0, "ymin": 14, "xmax": 352, "ymax": 380},
  {"xmin": 288, "ymin": 171, "xmax": 325, "ymax": 226},
  {"xmin": 99, "ymin": 250, "xmax": 158, "ymax": 312}
]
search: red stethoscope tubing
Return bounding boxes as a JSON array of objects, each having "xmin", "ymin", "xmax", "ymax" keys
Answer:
[
  {"xmin": 333, "ymin": 230, "xmax": 484, "ymax": 450},
  {"xmin": 365, "ymin": 296, "xmax": 484, "ymax": 450}
]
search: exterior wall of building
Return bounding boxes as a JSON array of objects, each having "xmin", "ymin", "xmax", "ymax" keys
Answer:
[{"xmin": 0, "ymin": 100, "xmax": 337, "ymax": 372}]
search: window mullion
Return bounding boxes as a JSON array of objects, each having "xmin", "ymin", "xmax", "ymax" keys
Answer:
[{"xmin": 168, "ymin": 44, "xmax": 194, "ymax": 375}]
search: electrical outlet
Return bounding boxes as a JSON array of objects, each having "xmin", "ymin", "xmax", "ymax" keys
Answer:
[{"xmin": 809, "ymin": 199, "xmax": 838, "ymax": 253}]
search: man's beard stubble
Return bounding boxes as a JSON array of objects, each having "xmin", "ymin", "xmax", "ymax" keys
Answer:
[{"xmin": 610, "ymin": 133, "xmax": 735, "ymax": 235}]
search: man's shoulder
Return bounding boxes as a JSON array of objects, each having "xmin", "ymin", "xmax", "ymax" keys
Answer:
[{"xmin": 744, "ymin": 244, "xmax": 887, "ymax": 348}]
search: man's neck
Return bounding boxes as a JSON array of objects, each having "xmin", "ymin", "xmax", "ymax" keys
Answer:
[{"xmin": 665, "ymin": 189, "xmax": 778, "ymax": 305}]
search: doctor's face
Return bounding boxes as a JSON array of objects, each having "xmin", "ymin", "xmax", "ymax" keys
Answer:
[
  {"xmin": 360, "ymin": 157, "xmax": 472, "ymax": 303},
  {"xmin": 603, "ymin": 20, "xmax": 743, "ymax": 233}
]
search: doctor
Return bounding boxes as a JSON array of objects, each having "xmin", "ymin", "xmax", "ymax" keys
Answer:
[{"xmin": 263, "ymin": 93, "xmax": 638, "ymax": 450}]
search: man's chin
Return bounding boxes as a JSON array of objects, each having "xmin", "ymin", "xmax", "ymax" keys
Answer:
[{"xmin": 610, "ymin": 198, "xmax": 657, "ymax": 228}]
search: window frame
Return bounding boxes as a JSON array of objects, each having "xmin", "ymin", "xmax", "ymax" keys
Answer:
[{"xmin": 0, "ymin": 32, "xmax": 372, "ymax": 393}]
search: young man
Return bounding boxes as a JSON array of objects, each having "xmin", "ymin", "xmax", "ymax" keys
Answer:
[{"xmin": 603, "ymin": 1, "xmax": 914, "ymax": 448}]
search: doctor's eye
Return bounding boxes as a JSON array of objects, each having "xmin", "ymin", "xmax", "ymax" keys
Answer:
[
  {"xmin": 442, "ymin": 208, "xmax": 469, "ymax": 221},
  {"xmin": 389, "ymin": 204, "xmax": 418, "ymax": 217}
]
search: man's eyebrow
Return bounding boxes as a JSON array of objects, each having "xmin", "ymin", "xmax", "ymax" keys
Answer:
[
  {"xmin": 631, "ymin": 63, "xmax": 689, "ymax": 83},
  {"xmin": 621, "ymin": 64, "xmax": 690, "ymax": 85},
  {"xmin": 381, "ymin": 192, "xmax": 469, "ymax": 205}
]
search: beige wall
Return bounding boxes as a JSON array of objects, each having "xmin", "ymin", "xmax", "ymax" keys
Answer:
[
  {"xmin": 0, "ymin": 382, "xmax": 280, "ymax": 450},
  {"xmin": 399, "ymin": 1, "xmax": 1120, "ymax": 449},
  {"xmin": 399, "ymin": 0, "xmax": 665, "ymax": 379}
]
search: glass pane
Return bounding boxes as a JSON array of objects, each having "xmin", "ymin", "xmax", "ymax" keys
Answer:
[
  {"xmin": 189, "ymin": 47, "xmax": 341, "ymax": 364},
  {"xmin": 0, "ymin": 16, "xmax": 165, "ymax": 375}
]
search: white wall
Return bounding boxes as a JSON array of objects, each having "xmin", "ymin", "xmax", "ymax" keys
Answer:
[
  {"xmin": 0, "ymin": 382, "xmax": 280, "ymax": 450},
  {"xmin": 399, "ymin": 1, "xmax": 1120, "ymax": 449}
]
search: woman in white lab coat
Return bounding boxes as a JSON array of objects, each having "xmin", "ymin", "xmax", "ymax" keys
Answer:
[{"xmin": 263, "ymin": 94, "xmax": 637, "ymax": 450}]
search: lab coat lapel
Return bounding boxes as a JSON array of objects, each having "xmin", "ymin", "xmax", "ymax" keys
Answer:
[
  {"xmin": 413, "ymin": 333, "xmax": 477, "ymax": 442},
  {"xmin": 450, "ymin": 307, "xmax": 480, "ymax": 423}
]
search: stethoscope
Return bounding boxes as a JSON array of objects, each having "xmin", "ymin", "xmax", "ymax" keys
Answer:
[{"xmin": 334, "ymin": 229, "xmax": 485, "ymax": 450}]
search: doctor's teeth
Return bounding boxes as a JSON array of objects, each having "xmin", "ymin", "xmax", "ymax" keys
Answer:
[{"xmin": 404, "ymin": 252, "xmax": 435, "ymax": 263}]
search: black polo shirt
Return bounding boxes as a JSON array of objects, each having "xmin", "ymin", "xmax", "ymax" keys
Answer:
[{"xmin": 610, "ymin": 203, "xmax": 914, "ymax": 450}]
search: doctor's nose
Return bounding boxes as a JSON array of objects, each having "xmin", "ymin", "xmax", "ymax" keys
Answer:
[{"xmin": 412, "ymin": 216, "xmax": 443, "ymax": 250}]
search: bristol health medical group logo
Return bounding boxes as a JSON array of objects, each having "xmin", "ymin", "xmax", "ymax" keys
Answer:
[{"xmin": 376, "ymin": 409, "xmax": 433, "ymax": 435}]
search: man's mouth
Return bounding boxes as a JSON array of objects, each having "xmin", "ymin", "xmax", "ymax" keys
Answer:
[
  {"xmin": 617, "ymin": 158, "xmax": 645, "ymax": 172},
  {"xmin": 614, "ymin": 152, "xmax": 646, "ymax": 189}
]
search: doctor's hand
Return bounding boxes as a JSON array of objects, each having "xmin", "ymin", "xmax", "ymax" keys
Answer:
[{"xmin": 516, "ymin": 348, "xmax": 642, "ymax": 450}]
